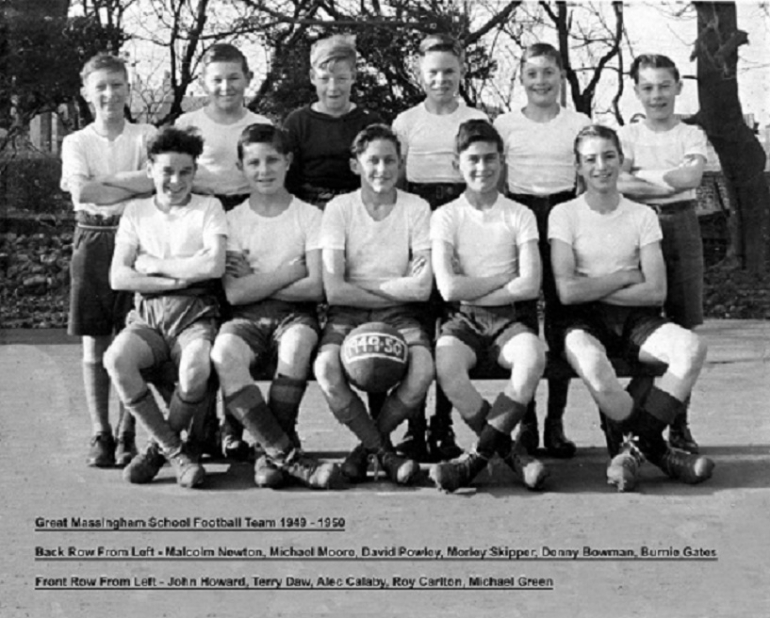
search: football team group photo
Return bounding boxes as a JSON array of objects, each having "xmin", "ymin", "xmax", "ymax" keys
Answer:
[{"xmin": 64, "ymin": 31, "xmax": 721, "ymax": 497}]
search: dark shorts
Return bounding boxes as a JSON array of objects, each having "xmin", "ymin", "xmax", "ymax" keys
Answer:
[
  {"xmin": 652, "ymin": 201, "xmax": 704, "ymax": 329},
  {"xmin": 440, "ymin": 304, "xmax": 537, "ymax": 369},
  {"xmin": 406, "ymin": 182, "xmax": 465, "ymax": 211},
  {"xmin": 67, "ymin": 212, "xmax": 132, "ymax": 337},
  {"xmin": 219, "ymin": 300, "xmax": 319, "ymax": 361},
  {"xmin": 319, "ymin": 305, "xmax": 431, "ymax": 350},
  {"xmin": 554, "ymin": 302, "xmax": 669, "ymax": 362},
  {"xmin": 508, "ymin": 190, "xmax": 576, "ymax": 346},
  {"xmin": 124, "ymin": 294, "xmax": 219, "ymax": 368}
]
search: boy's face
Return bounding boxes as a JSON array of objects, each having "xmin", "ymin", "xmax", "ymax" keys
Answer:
[
  {"xmin": 147, "ymin": 152, "xmax": 196, "ymax": 207},
  {"xmin": 575, "ymin": 137, "xmax": 622, "ymax": 194},
  {"xmin": 520, "ymin": 55, "xmax": 562, "ymax": 108},
  {"xmin": 420, "ymin": 51, "xmax": 463, "ymax": 105},
  {"xmin": 238, "ymin": 142, "xmax": 291, "ymax": 195},
  {"xmin": 201, "ymin": 61, "xmax": 251, "ymax": 113},
  {"xmin": 455, "ymin": 141, "xmax": 502, "ymax": 196},
  {"xmin": 82, "ymin": 69, "xmax": 129, "ymax": 122},
  {"xmin": 310, "ymin": 61, "xmax": 354, "ymax": 114},
  {"xmin": 351, "ymin": 138, "xmax": 400, "ymax": 194},
  {"xmin": 634, "ymin": 67, "xmax": 682, "ymax": 122}
]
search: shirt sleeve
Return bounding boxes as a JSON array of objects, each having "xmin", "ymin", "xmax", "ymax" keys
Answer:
[
  {"xmin": 202, "ymin": 198, "xmax": 228, "ymax": 242},
  {"xmin": 115, "ymin": 202, "xmax": 140, "ymax": 248},
  {"xmin": 430, "ymin": 205, "xmax": 455, "ymax": 246},
  {"xmin": 391, "ymin": 112, "xmax": 409, "ymax": 160},
  {"xmin": 225, "ymin": 210, "xmax": 242, "ymax": 253},
  {"xmin": 547, "ymin": 204, "xmax": 574, "ymax": 245},
  {"xmin": 319, "ymin": 196, "xmax": 347, "ymax": 251},
  {"xmin": 681, "ymin": 124, "xmax": 709, "ymax": 159},
  {"xmin": 638, "ymin": 206, "xmax": 664, "ymax": 247},
  {"xmin": 409, "ymin": 197, "xmax": 432, "ymax": 253},
  {"xmin": 516, "ymin": 206, "xmax": 540, "ymax": 245},
  {"xmin": 617, "ymin": 125, "xmax": 635, "ymax": 165},
  {"xmin": 60, "ymin": 133, "xmax": 89, "ymax": 193},
  {"xmin": 303, "ymin": 202, "xmax": 323, "ymax": 251}
]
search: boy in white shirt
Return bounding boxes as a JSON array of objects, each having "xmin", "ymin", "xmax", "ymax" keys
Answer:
[
  {"xmin": 392, "ymin": 33, "xmax": 488, "ymax": 461},
  {"xmin": 210, "ymin": 124, "xmax": 341, "ymax": 490},
  {"xmin": 103, "ymin": 127, "xmax": 227, "ymax": 488},
  {"xmin": 60, "ymin": 53, "xmax": 156, "ymax": 468},
  {"xmin": 430, "ymin": 120, "xmax": 549, "ymax": 493},
  {"xmin": 617, "ymin": 54, "xmax": 709, "ymax": 454},
  {"xmin": 314, "ymin": 125, "xmax": 434, "ymax": 486}
]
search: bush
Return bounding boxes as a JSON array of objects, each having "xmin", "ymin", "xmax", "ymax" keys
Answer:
[{"xmin": 0, "ymin": 153, "xmax": 66, "ymax": 215}]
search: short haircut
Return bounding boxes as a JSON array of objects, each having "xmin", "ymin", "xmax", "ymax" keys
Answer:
[
  {"xmin": 350, "ymin": 124, "xmax": 401, "ymax": 158},
  {"xmin": 418, "ymin": 33, "xmax": 465, "ymax": 63},
  {"xmin": 310, "ymin": 35, "xmax": 357, "ymax": 72},
  {"xmin": 148, "ymin": 126, "xmax": 204, "ymax": 161},
  {"xmin": 630, "ymin": 54, "xmax": 680, "ymax": 83},
  {"xmin": 80, "ymin": 53, "xmax": 128, "ymax": 83},
  {"xmin": 201, "ymin": 43, "xmax": 250, "ymax": 76},
  {"xmin": 237, "ymin": 123, "xmax": 291, "ymax": 160},
  {"xmin": 573, "ymin": 124, "xmax": 623, "ymax": 161},
  {"xmin": 455, "ymin": 119, "xmax": 503, "ymax": 155},
  {"xmin": 520, "ymin": 42, "xmax": 563, "ymax": 72}
]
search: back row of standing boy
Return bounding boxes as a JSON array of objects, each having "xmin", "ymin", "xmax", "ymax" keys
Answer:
[{"xmin": 60, "ymin": 33, "xmax": 713, "ymax": 493}]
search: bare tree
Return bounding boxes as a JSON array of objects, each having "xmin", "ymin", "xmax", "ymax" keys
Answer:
[{"xmin": 690, "ymin": 1, "xmax": 768, "ymax": 274}]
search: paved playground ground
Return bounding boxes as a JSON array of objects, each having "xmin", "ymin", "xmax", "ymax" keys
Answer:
[{"xmin": 1, "ymin": 320, "xmax": 768, "ymax": 617}]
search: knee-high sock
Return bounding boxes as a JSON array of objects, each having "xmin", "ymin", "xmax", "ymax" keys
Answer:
[
  {"xmin": 268, "ymin": 375, "xmax": 307, "ymax": 444},
  {"xmin": 126, "ymin": 390, "xmax": 181, "ymax": 455},
  {"xmin": 487, "ymin": 393, "xmax": 529, "ymax": 436},
  {"xmin": 332, "ymin": 394, "xmax": 382, "ymax": 452},
  {"xmin": 463, "ymin": 400, "xmax": 491, "ymax": 436},
  {"xmin": 376, "ymin": 393, "xmax": 414, "ymax": 437},
  {"xmin": 116, "ymin": 402, "xmax": 136, "ymax": 436},
  {"xmin": 83, "ymin": 360, "xmax": 111, "ymax": 433},
  {"xmin": 225, "ymin": 385, "xmax": 291, "ymax": 458}
]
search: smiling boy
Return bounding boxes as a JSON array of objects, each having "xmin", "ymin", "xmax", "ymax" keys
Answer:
[
  {"xmin": 429, "ymin": 120, "xmax": 548, "ymax": 493},
  {"xmin": 103, "ymin": 127, "xmax": 227, "ymax": 488},
  {"xmin": 617, "ymin": 54, "xmax": 709, "ymax": 454}
]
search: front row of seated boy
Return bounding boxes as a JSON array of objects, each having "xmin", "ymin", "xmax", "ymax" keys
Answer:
[{"xmin": 103, "ymin": 120, "xmax": 715, "ymax": 494}]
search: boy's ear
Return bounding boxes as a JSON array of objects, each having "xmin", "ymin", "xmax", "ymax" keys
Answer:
[
  {"xmin": 350, "ymin": 157, "xmax": 361, "ymax": 177},
  {"xmin": 285, "ymin": 152, "xmax": 293, "ymax": 169},
  {"xmin": 236, "ymin": 159, "xmax": 243, "ymax": 172},
  {"xmin": 146, "ymin": 160, "xmax": 154, "ymax": 178},
  {"xmin": 452, "ymin": 154, "xmax": 460, "ymax": 172},
  {"xmin": 675, "ymin": 80, "xmax": 683, "ymax": 96}
]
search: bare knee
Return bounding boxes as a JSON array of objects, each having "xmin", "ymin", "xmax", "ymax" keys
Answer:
[
  {"xmin": 399, "ymin": 347, "xmax": 434, "ymax": 405},
  {"xmin": 314, "ymin": 348, "xmax": 349, "ymax": 401},
  {"xmin": 178, "ymin": 344, "xmax": 212, "ymax": 397}
]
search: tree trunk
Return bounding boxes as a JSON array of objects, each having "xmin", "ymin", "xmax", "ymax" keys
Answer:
[{"xmin": 691, "ymin": 1, "xmax": 769, "ymax": 274}]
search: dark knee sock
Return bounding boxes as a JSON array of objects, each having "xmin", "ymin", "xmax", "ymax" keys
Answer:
[
  {"xmin": 268, "ymin": 375, "xmax": 307, "ymax": 443},
  {"xmin": 546, "ymin": 378, "xmax": 570, "ymax": 421},
  {"xmin": 116, "ymin": 402, "xmax": 136, "ymax": 436},
  {"xmin": 475, "ymin": 423, "xmax": 508, "ymax": 460},
  {"xmin": 125, "ymin": 390, "xmax": 180, "ymax": 455},
  {"xmin": 377, "ymin": 393, "xmax": 413, "ymax": 436},
  {"xmin": 430, "ymin": 385, "xmax": 454, "ymax": 428},
  {"xmin": 225, "ymin": 385, "xmax": 291, "ymax": 457},
  {"xmin": 332, "ymin": 395, "xmax": 381, "ymax": 452}
]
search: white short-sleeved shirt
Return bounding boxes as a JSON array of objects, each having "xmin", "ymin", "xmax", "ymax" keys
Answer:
[
  {"xmin": 60, "ymin": 122, "xmax": 157, "ymax": 217},
  {"xmin": 320, "ymin": 190, "xmax": 431, "ymax": 293},
  {"xmin": 392, "ymin": 101, "xmax": 489, "ymax": 183},
  {"xmin": 175, "ymin": 108, "xmax": 272, "ymax": 196},
  {"xmin": 493, "ymin": 106, "xmax": 591, "ymax": 195},
  {"xmin": 117, "ymin": 194, "xmax": 227, "ymax": 260},
  {"xmin": 431, "ymin": 194, "xmax": 538, "ymax": 305},
  {"xmin": 618, "ymin": 121, "xmax": 709, "ymax": 204},
  {"xmin": 548, "ymin": 195, "xmax": 662, "ymax": 278},
  {"xmin": 226, "ymin": 197, "xmax": 322, "ymax": 274}
]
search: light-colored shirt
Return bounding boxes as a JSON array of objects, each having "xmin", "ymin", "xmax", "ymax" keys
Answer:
[
  {"xmin": 226, "ymin": 197, "xmax": 322, "ymax": 273},
  {"xmin": 320, "ymin": 189, "xmax": 431, "ymax": 291},
  {"xmin": 392, "ymin": 101, "xmax": 488, "ymax": 183},
  {"xmin": 60, "ymin": 122, "xmax": 157, "ymax": 217},
  {"xmin": 175, "ymin": 108, "xmax": 272, "ymax": 196},
  {"xmin": 493, "ymin": 106, "xmax": 591, "ymax": 195},
  {"xmin": 548, "ymin": 195, "xmax": 662, "ymax": 278},
  {"xmin": 431, "ymin": 194, "xmax": 538, "ymax": 305},
  {"xmin": 117, "ymin": 194, "xmax": 227, "ymax": 259},
  {"xmin": 618, "ymin": 121, "xmax": 708, "ymax": 204}
]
